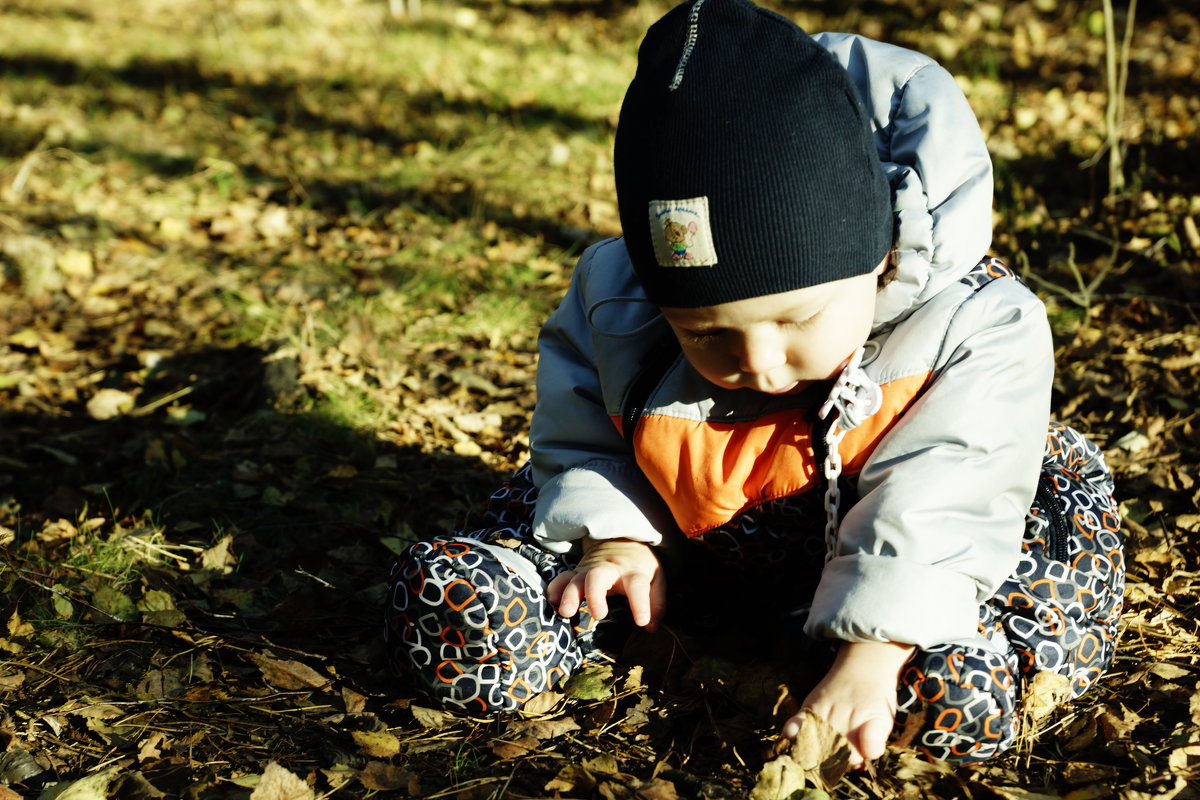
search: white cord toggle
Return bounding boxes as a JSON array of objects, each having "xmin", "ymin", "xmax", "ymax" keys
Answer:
[
  {"xmin": 817, "ymin": 346, "xmax": 883, "ymax": 562},
  {"xmin": 818, "ymin": 346, "xmax": 883, "ymax": 432}
]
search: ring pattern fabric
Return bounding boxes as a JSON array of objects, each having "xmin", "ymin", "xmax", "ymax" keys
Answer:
[{"xmin": 386, "ymin": 422, "xmax": 1122, "ymax": 762}]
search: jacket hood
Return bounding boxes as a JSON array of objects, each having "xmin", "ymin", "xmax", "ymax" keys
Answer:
[{"xmin": 812, "ymin": 33, "xmax": 994, "ymax": 330}]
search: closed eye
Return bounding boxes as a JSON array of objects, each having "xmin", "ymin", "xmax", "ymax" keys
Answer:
[
  {"xmin": 675, "ymin": 311, "xmax": 820, "ymax": 346},
  {"xmin": 677, "ymin": 328, "xmax": 725, "ymax": 346},
  {"xmin": 782, "ymin": 309, "xmax": 822, "ymax": 328}
]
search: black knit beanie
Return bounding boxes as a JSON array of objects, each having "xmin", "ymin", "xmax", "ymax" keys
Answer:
[{"xmin": 614, "ymin": 0, "xmax": 893, "ymax": 308}]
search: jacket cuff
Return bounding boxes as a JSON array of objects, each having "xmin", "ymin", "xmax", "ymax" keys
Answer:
[
  {"xmin": 532, "ymin": 461, "xmax": 667, "ymax": 554},
  {"xmin": 806, "ymin": 554, "xmax": 980, "ymax": 648}
]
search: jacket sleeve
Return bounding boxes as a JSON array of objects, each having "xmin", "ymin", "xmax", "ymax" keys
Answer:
[
  {"xmin": 529, "ymin": 242, "xmax": 673, "ymax": 554},
  {"xmin": 805, "ymin": 279, "xmax": 1053, "ymax": 648}
]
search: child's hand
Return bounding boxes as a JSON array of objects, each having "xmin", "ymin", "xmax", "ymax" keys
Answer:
[
  {"xmin": 783, "ymin": 640, "xmax": 916, "ymax": 767},
  {"xmin": 547, "ymin": 538, "xmax": 665, "ymax": 631}
]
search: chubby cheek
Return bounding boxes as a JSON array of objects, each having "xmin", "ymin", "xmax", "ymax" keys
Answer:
[
  {"xmin": 779, "ymin": 333, "xmax": 865, "ymax": 383},
  {"xmin": 801, "ymin": 342, "xmax": 856, "ymax": 381},
  {"xmin": 680, "ymin": 349, "xmax": 734, "ymax": 385},
  {"xmin": 805, "ymin": 315, "xmax": 874, "ymax": 376}
]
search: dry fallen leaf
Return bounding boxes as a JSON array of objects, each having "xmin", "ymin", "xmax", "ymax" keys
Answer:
[
  {"xmin": 584, "ymin": 754, "xmax": 622, "ymax": 775},
  {"xmin": 789, "ymin": 708, "xmax": 853, "ymax": 789},
  {"xmin": 520, "ymin": 689, "xmax": 565, "ymax": 716},
  {"xmin": 506, "ymin": 715, "xmax": 580, "ymax": 740},
  {"xmin": 56, "ymin": 249, "xmax": 94, "ymax": 279},
  {"xmin": 341, "ymin": 685, "xmax": 368, "ymax": 714},
  {"xmin": 86, "ymin": 388, "xmax": 137, "ymax": 420},
  {"xmin": 545, "ymin": 763, "xmax": 599, "ymax": 794},
  {"xmin": 6, "ymin": 609, "xmax": 34, "ymax": 640},
  {"xmin": 351, "ymin": 729, "xmax": 401, "ymax": 758},
  {"xmin": 984, "ymin": 787, "xmax": 1064, "ymax": 800},
  {"xmin": 200, "ymin": 535, "xmax": 237, "ymax": 574},
  {"xmin": 1061, "ymin": 761, "xmax": 1119, "ymax": 785},
  {"xmin": 39, "ymin": 767, "xmax": 120, "ymax": 800},
  {"xmin": 1168, "ymin": 744, "xmax": 1200, "ymax": 779},
  {"xmin": 357, "ymin": 762, "xmax": 419, "ymax": 793},
  {"xmin": 622, "ymin": 664, "xmax": 645, "ymax": 692},
  {"xmin": 634, "ymin": 778, "xmax": 680, "ymax": 800},
  {"xmin": 1023, "ymin": 670, "xmax": 1074, "ymax": 724},
  {"xmin": 250, "ymin": 653, "xmax": 329, "ymax": 691},
  {"xmin": 0, "ymin": 747, "xmax": 43, "ymax": 786},
  {"xmin": 599, "ymin": 779, "xmax": 637, "ymax": 800},
  {"xmin": 620, "ymin": 694, "xmax": 654, "ymax": 732},
  {"xmin": 490, "ymin": 734, "xmax": 539, "ymax": 759},
  {"xmin": 755, "ymin": 709, "xmax": 852, "ymax": 797},
  {"xmin": 326, "ymin": 464, "xmax": 358, "ymax": 479},
  {"xmin": 892, "ymin": 750, "xmax": 955, "ymax": 781},
  {"xmin": 1097, "ymin": 704, "xmax": 1143, "ymax": 742},
  {"xmin": 891, "ymin": 704, "xmax": 927, "ymax": 749},
  {"xmin": 137, "ymin": 731, "xmax": 167, "ymax": 762},
  {"xmin": 583, "ymin": 697, "xmax": 618, "ymax": 730},
  {"xmin": 749, "ymin": 755, "xmax": 817, "ymax": 800},
  {"xmin": 1147, "ymin": 661, "xmax": 1191, "ymax": 681},
  {"xmin": 249, "ymin": 761, "xmax": 315, "ymax": 800},
  {"xmin": 411, "ymin": 704, "xmax": 458, "ymax": 730}
]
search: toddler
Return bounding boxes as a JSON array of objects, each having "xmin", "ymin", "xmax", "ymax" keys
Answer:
[{"xmin": 387, "ymin": 0, "xmax": 1124, "ymax": 765}]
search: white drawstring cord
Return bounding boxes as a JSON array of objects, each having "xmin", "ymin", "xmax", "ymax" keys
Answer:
[{"xmin": 818, "ymin": 346, "xmax": 883, "ymax": 561}]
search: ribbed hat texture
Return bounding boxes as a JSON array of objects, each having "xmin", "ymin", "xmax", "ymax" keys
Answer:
[{"xmin": 614, "ymin": 0, "xmax": 893, "ymax": 308}]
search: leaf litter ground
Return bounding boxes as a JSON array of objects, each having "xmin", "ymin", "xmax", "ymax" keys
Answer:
[{"xmin": 1, "ymin": 1, "xmax": 1199, "ymax": 798}]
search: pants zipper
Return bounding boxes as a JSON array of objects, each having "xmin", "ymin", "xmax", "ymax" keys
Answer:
[{"xmin": 1035, "ymin": 477, "xmax": 1071, "ymax": 563}]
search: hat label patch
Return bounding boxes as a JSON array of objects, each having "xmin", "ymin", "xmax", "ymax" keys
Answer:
[{"xmin": 649, "ymin": 197, "xmax": 718, "ymax": 267}]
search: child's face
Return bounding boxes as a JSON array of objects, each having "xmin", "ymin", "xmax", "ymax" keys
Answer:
[{"xmin": 660, "ymin": 258, "xmax": 886, "ymax": 395}]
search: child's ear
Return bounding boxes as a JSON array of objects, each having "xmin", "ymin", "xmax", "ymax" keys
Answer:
[
  {"xmin": 872, "ymin": 250, "xmax": 892, "ymax": 276},
  {"xmin": 875, "ymin": 249, "xmax": 898, "ymax": 289}
]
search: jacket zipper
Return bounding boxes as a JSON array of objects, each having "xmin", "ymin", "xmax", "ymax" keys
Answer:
[
  {"xmin": 620, "ymin": 336, "xmax": 681, "ymax": 449},
  {"xmin": 812, "ymin": 412, "xmax": 835, "ymax": 472},
  {"xmin": 1035, "ymin": 478, "xmax": 1071, "ymax": 563}
]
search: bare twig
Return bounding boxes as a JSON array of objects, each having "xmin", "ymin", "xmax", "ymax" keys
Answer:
[
  {"xmin": 130, "ymin": 385, "xmax": 195, "ymax": 417},
  {"xmin": 1100, "ymin": 0, "xmax": 1138, "ymax": 198},
  {"xmin": 1019, "ymin": 242, "xmax": 1123, "ymax": 310},
  {"xmin": 422, "ymin": 777, "xmax": 508, "ymax": 800},
  {"xmin": 3, "ymin": 145, "xmax": 100, "ymax": 199}
]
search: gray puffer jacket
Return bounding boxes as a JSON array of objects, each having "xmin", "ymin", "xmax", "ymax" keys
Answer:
[{"xmin": 527, "ymin": 34, "xmax": 1053, "ymax": 651}]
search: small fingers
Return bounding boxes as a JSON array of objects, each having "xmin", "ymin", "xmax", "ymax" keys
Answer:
[
  {"xmin": 781, "ymin": 707, "xmax": 881, "ymax": 768},
  {"xmin": 546, "ymin": 570, "xmax": 573, "ymax": 605},
  {"xmin": 550, "ymin": 572, "xmax": 584, "ymax": 618},
  {"xmin": 849, "ymin": 714, "xmax": 892, "ymax": 764},
  {"xmin": 647, "ymin": 571, "xmax": 667, "ymax": 631},
  {"xmin": 582, "ymin": 566, "xmax": 617, "ymax": 621},
  {"xmin": 623, "ymin": 573, "xmax": 653, "ymax": 628}
]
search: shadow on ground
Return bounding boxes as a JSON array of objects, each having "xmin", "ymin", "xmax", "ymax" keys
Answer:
[
  {"xmin": 1, "ymin": 341, "xmax": 503, "ymax": 643},
  {"xmin": 0, "ymin": 343, "xmax": 512, "ymax": 794}
]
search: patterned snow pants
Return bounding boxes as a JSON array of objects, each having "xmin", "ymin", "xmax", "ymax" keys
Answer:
[{"xmin": 386, "ymin": 421, "xmax": 1123, "ymax": 763}]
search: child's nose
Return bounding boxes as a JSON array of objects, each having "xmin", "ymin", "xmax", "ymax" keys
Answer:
[{"xmin": 736, "ymin": 330, "xmax": 788, "ymax": 375}]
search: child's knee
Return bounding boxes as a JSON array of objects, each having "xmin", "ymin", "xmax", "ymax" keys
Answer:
[
  {"xmin": 1038, "ymin": 422, "xmax": 1123, "ymax": 579},
  {"xmin": 896, "ymin": 644, "xmax": 1018, "ymax": 763},
  {"xmin": 1004, "ymin": 430, "xmax": 1125, "ymax": 692},
  {"xmin": 385, "ymin": 536, "xmax": 584, "ymax": 715}
]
